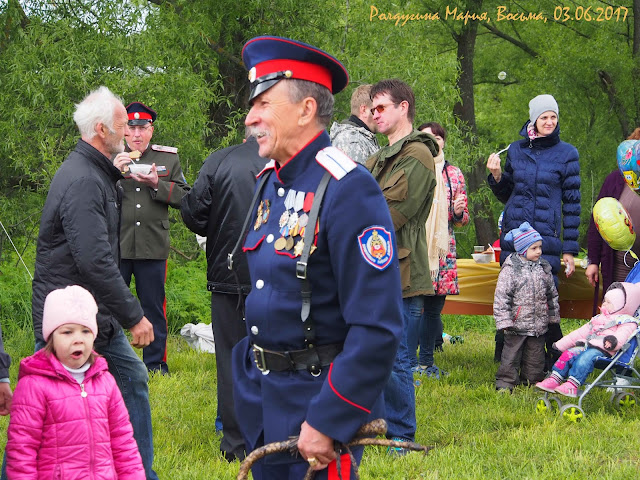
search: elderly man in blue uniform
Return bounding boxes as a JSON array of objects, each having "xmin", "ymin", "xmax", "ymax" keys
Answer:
[
  {"xmin": 367, "ymin": 79, "xmax": 438, "ymax": 455},
  {"xmin": 120, "ymin": 102, "xmax": 190, "ymax": 374},
  {"xmin": 232, "ymin": 36, "xmax": 404, "ymax": 480}
]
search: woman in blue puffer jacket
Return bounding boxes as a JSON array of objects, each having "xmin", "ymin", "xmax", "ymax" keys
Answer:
[{"xmin": 487, "ymin": 94, "xmax": 581, "ymax": 371}]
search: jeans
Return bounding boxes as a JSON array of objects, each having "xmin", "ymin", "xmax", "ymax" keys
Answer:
[
  {"xmin": 99, "ymin": 329, "xmax": 159, "ymax": 480},
  {"xmin": 553, "ymin": 347, "xmax": 605, "ymax": 385},
  {"xmin": 407, "ymin": 295, "xmax": 446, "ymax": 368},
  {"xmin": 383, "ymin": 296, "xmax": 419, "ymax": 441},
  {"xmin": 1, "ymin": 330, "xmax": 158, "ymax": 480}
]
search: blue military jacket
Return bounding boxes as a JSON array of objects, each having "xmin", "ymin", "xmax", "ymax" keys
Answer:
[{"xmin": 232, "ymin": 131, "xmax": 403, "ymax": 454}]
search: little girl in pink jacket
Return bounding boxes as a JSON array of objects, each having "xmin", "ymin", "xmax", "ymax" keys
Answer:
[
  {"xmin": 536, "ymin": 281, "xmax": 640, "ymax": 397},
  {"xmin": 6, "ymin": 285, "xmax": 145, "ymax": 480}
]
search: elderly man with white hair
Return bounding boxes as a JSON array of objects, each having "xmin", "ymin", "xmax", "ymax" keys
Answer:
[{"xmin": 29, "ymin": 86, "xmax": 159, "ymax": 480}]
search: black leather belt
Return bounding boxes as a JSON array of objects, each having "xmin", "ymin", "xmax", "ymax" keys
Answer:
[{"xmin": 252, "ymin": 343, "xmax": 342, "ymax": 374}]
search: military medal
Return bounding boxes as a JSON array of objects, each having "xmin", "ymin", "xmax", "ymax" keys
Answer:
[
  {"xmin": 279, "ymin": 210, "xmax": 290, "ymax": 228},
  {"xmin": 261, "ymin": 200, "xmax": 270, "ymax": 224},
  {"xmin": 285, "ymin": 236, "xmax": 294, "ymax": 250},
  {"xmin": 298, "ymin": 213, "xmax": 308, "ymax": 227},
  {"xmin": 303, "ymin": 192, "xmax": 314, "ymax": 212},
  {"xmin": 254, "ymin": 202, "xmax": 264, "ymax": 230},
  {"xmin": 294, "ymin": 239, "xmax": 304, "ymax": 256},
  {"xmin": 274, "ymin": 237, "xmax": 287, "ymax": 251},
  {"xmin": 287, "ymin": 211, "xmax": 298, "ymax": 230},
  {"xmin": 294, "ymin": 191, "xmax": 305, "ymax": 211}
]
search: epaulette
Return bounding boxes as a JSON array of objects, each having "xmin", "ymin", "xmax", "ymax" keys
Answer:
[
  {"xmin": 151, "ymin": 144, "xmax": 178, "ymax": 154},
  {"xmin": 316, "ymin": 146, "xmax": 357, "ymax": 180},
  {"xmin": 257, "ymin": 159, "xmax": 276, "ymax": 178}
]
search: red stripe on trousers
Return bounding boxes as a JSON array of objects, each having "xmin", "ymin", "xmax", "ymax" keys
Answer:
[{"xmin": 162, "ymin": 259, "xmax": 168, "ymax": 363}]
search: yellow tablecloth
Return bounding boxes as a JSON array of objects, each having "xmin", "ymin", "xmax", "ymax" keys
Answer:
[{"xmin": 442, "ymin": 259, "xmax": 599, "ymax": 319}]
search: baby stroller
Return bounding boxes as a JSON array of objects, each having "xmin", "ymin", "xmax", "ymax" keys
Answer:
[
  {"xmin": 535, "ymin": 263, "xmax": 640, "ymax": 422},
  {"xmin": 535, "ymin": 326, "xmax": 640, "ymax": 422}
]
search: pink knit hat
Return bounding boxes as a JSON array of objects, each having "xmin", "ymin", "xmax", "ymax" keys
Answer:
[{"xmin": 42, "ymin": 285, "xmax": 99, "ymax": 341}]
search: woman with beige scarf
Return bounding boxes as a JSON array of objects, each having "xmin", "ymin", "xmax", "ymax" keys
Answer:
[{"xmin": 407, "ymin": 122, "xmax": 469, "ymax": 379}]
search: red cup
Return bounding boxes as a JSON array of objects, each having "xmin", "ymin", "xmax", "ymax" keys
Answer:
[{"xmin": 494, "ymin": 248, "xmax": 501, "ymax": 262}]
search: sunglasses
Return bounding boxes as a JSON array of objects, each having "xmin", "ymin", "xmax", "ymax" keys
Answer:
[{"xmin": 370, "ymin": 103, "xmax": 397, "ymax": 116}]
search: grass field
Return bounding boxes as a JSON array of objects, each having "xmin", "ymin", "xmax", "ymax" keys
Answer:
[{"xmin": 1, "ymin": 316, "xmax": 640, "ymax": 479}]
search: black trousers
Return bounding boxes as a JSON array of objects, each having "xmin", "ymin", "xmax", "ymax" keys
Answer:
[
  {"xmin": 495, "ymin": 323, "xmax": 563, "ymax": 371},
  {"xmin": 496, "ymin": 334, "xmax": 546, "ymax": 389},
  {"xmin": 211, "ymin": 292, "xmax": 248, "ymax": 460},
  {"xmin": 120, "ymin": 259, "xmax": 169, "ymax": 374}
]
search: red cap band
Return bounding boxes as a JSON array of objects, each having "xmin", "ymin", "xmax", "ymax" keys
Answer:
[
  {"xmin": 128, "ymin": 112, "xmax": 153, "ymax": 121},
  {"xmin": 254, "ymin": 59, "xmax": 332, "ymax": 91}
]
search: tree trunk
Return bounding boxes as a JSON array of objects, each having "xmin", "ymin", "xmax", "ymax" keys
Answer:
[{"xmin": 452, "ymin": 3, "xmax": 495, "ymax": 247}]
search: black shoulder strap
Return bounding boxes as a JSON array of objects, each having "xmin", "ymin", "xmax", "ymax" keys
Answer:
[
  {"xmin": 296, "ymin": 171, "xmax": 332, "ymax": 375},
  {"xmin": 227, "ymin": 171, "xmax": 271, "ymax": 316}
]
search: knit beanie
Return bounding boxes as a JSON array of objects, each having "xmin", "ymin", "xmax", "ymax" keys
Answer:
[
  {"xmin": 42, "ymin": 285, "xmax": 99, "ymax": 341},
  {"xmin": 504, "ymin": 222, "xmax": 543, "ymax": 256},
  {"xmin": 529, "ymin": 94, "xmax": 559, "ymax": 124}
]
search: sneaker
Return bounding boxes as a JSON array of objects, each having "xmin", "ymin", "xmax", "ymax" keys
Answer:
[
  {"xmin": 555, "ymin": 380, "xmax": 578, "ymax": 398},
  {"xmin": 387, "ymin": 437, "xmax": 412, "ymax": 457},
  {"xmin": 536, "ymin": 376, "xmax": 562, "ymax": 393},
  {"xmin": 424, "ymin": 365, "xmax": 448, "ymax": 379}
]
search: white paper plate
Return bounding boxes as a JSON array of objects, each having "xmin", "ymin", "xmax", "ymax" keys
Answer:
[{"xmin": 128, "ymin": 164, "xmax": 151, "ymax": 175}]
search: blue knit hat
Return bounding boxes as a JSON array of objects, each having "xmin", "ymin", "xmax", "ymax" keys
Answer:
[{"xmin": 505, "ymin": 222, "xmax": 542, "ymax": 256}]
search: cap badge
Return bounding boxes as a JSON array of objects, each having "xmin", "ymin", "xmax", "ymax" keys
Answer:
[
  {"xmin": 134, "ymin": 112, "xmax": 140, "ymax": 119},
  {"xmin": 248, "ymin": 67, "xmax": 257, "ymax": 83}
]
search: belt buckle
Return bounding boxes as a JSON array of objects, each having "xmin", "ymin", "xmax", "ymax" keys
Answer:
[{"xmin": 252, "ymin": 344, "xmax": 270, "ymax": 375}]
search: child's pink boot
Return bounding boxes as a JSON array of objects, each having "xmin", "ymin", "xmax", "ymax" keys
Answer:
[
  {"xmin": 535, "ymin": 375, "xmax": 562, "ymax": 393},
  {"xmin": 554, "ymin": 379, "xmax": 579, "ymax": 398}
]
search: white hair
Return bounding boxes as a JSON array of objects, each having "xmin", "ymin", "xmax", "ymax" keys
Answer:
[{"xmin": 73, "ymin": 86, "xmax": 124, "ymax": 139}]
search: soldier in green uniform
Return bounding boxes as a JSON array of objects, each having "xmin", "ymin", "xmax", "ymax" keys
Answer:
[{"xmin": 120, "ymin": 102, "xmax": 190, "ymax": 374}]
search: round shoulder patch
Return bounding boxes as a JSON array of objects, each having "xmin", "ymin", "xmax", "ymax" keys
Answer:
[{"xmin": 358, "ymin": 226, "xmax": 393, "ymax": 271}]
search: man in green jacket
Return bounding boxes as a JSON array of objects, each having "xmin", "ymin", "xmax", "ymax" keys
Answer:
[
  {"xmin": 120, "ymin": 101, "xmax": 190, "ymax": 374},
  {"xmin": 367, "ymin": 78, "xmax": 438, "ymax": 454}
]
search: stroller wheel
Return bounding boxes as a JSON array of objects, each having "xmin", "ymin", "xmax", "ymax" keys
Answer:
[
  {"xmin": 536, "ymin": 396, "xmax": 561, "ymax": 415},
  {"xmin": 560, "ymin": 404, "xmax": 584, "ymax": 422},
  {"xmin": 535, "ymin": 397, "xmax": 552, "ymax": 414},
  {"xmin": 614, "ymin": 392, "xmax": 637, "ymax": 410}
]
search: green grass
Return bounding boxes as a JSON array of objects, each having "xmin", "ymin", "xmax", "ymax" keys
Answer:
[{"xmin": 2, "ymin": 315, "xmax": 640, "ymax": 479}]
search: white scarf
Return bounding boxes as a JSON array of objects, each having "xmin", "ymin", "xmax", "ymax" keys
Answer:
[{"xmin": 425, "ymin": 150, "xmax": 449, "ymax": 283}]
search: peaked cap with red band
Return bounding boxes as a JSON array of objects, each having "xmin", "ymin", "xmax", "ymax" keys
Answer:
[
  {"xmin": 242, "ymin": 36, "xmax": 349, "ymax": 101},
  {"xmin": 126, "ymin": 102, "xmax": 157, "ymax": 126}
]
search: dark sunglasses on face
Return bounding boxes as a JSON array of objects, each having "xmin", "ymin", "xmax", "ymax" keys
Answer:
[{"xmin": 370, "ymin": 103, "xmax": 397, "ymax": 116}]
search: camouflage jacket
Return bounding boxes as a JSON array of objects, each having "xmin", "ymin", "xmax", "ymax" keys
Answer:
[{"xmin": 329, "ymin": 117, "xmax": 379, "ymax": 165}]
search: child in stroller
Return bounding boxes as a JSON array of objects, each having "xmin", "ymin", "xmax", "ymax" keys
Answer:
[{"xmin": 536, "ymin": 281, "xmax": 640, "ymax": 397}]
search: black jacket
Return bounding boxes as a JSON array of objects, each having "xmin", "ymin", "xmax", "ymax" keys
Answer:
[
  {"xmin": 32, "ymin": 140, "xmax": 144, "ymax": 346},
  {"xmin": 181, "ymin": 138, "xmax": 268, "ymax": 293}
]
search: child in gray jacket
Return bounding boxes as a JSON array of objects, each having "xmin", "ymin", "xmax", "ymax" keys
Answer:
[{"xmin": 494, "ymin": 222, "xmax": 560, "ymax": 392}]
